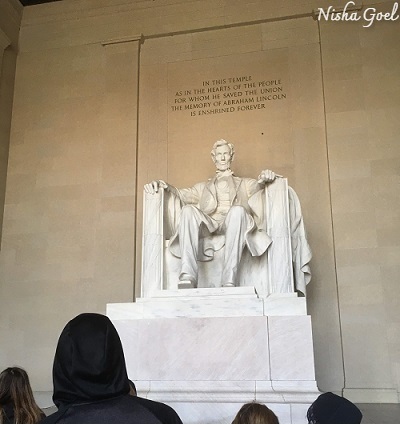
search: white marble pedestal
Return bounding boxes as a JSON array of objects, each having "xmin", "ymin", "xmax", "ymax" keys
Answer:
[{"xmin": 107, "ymin": 288, "xmax": 320, "ymax": 424}]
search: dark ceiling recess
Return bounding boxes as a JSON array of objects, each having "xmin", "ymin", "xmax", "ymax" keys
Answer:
[{"xmin": 20, "ymin": 0, "xmax": 62, "ymax": 6}]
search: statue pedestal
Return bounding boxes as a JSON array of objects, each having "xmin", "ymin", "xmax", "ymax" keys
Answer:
[{"xmin": 107, "ymin": 289, "xmax": 319, "ymax": 424}]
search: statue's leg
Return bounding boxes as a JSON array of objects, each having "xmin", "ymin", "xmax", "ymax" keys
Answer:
[
  {"xmin": 221, "ymin": 205, "xmax": 251, "ymax": 287},
  {"xmin": 178, "ymin": 205, "xmax": 204, "ymax": 288}
]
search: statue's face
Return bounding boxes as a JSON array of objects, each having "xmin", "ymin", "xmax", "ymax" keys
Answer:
[{"xmin": 213, "ymin": 144, "xmax": 232, "ymax": 171}]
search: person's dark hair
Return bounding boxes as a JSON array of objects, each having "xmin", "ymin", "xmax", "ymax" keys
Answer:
[
  {"xmin": 307, "ymin": 392, "xmax": 362, "ymax": 424},
  {"xmin": 232, "ymin": 402, "xmax": 279, "ymax": 424},
  {"xmin": 0, "ymin": 367, "xmax": 43, "ymax": 424}
]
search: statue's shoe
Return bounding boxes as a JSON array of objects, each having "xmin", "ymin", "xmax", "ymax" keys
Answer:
[
  {"xmin": 178, "ymin": 280, "xmax": 197, "ymax": 289},
  {"xmin": 178, "ymin": 272, "xmax": 197, "ymax": 289},
  {"xmin": 222, "ymin": 282, "xmax": 235, "ymax": 287}
]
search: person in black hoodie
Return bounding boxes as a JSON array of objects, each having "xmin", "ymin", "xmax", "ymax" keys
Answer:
[
  {"xmin": 41, "ymin": 313, "xmax": 176, "ymax": 424},
  {"xmin": 128, "ymin": 381, "xmax": 183, "ymax": 424}
]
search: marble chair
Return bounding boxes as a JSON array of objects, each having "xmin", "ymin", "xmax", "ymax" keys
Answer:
[{"xmin": 141, "ymin": 177, "xmax": 311, "ymax": 299}]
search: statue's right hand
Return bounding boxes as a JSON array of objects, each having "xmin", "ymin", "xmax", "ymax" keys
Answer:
[{"xmin": 144, "ymin": 180, "xmax": 168, "ymax": 194}]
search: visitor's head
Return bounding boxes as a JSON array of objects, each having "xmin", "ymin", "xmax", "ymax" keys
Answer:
[
  {"xmin": 231, "ymin": 402, "xmax": 279, "ymax": 424},
  {"xmin": 0, "ymin": 367, "xmax": 43, "ymax": 424},
  {"xmin": 307, "ymin": 392, "xmax": 362, "ymax": 424},
  {"xmin": 52, "ymin": 313, "xmax": 130, "ymax": 407},
  {"xmin": 211, "ymin": 139, "xmax": 235, "ymax": 171}
]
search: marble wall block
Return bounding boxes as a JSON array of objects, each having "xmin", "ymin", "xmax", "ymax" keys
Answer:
[
  {"xmin": 109, "ymin": 300, "xmax": 320, "ymax": 424},
  {"xmin": 114, "ymin": 316, "xmax": 271, "ymax": 382}
]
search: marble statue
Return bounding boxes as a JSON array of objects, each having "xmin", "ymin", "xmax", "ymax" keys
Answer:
[{"xmin": 144, "ymin": 139, "xmax": 312, "ymax": 293}]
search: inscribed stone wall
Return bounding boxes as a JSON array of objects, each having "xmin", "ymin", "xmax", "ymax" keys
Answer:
[{"xmin": 137, "ymin": 17, "xmax": 343, "ymax": 394}]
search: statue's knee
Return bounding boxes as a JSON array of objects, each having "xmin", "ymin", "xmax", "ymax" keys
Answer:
[
  {"xmin": 228, "ymin": 205, "xmax": 247, "ymax": 218},
  {"xmin": 180, "ymin": 205, "xmax": 197, "ymax": 219}
]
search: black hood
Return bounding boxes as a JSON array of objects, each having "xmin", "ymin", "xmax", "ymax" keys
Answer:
[
  {"xmin": 307, "ymin": 392, "xmax": 362, "ymax": 424},
  {"xmin": 52, "ymin": 313, "xmax": 130, "ymax": 407}
]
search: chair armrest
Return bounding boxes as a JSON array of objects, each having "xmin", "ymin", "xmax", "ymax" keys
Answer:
[{"xmin": 141, "ymin": 188, "xmax": 165, "ymax": 297}]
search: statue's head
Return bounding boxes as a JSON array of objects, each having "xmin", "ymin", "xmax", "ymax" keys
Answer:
[{"xmin": 211, "ymin": 139, "xmax": 235, "ymax": 171}]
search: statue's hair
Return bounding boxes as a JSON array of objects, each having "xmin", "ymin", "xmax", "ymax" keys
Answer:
[
  {"xmin": 0, "ymin": 367, "xmax": 43, "ymax": 424},
  {"xmin": 231, "ymin": 402, "xmax": 280, "ymax": 424},
  {"xmin": 211, "ymin": 139, "xmax": 235, "ymax": 161}
]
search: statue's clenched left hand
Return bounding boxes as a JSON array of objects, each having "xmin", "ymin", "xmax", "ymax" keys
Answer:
[{"xmin": 257, "ymin": 169, "xmax": 279, "ymax": 184}]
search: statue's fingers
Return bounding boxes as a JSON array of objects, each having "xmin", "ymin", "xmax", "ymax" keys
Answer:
[
  {"xmin": 144, "ymin": 182, "xmax": 157, "ymax": 194},
  {"xmin": 158, "ymin": 180, "xmax": 167, "ymax": 190},
  {"xmin": 152, "ymin": 181, "xmax": 159, "ymax": 193},
  {"xmin": 258, "ymin": 170, "xmax": 271, "ymax": 182}
]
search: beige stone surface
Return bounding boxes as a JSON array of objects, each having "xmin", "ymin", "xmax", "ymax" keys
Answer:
[
  {"xmin": 0, "ymin": 0, "xmax": 22, "ymax": 47},
  {"xmin": 0, "ymin": 35, "xmax": 141, "ymax": 389},
  {"xmin": 0, "ymin": 0, "xmax": 22, "ymax": 246},
  {"xmin": 320, "ymin": 0, "xmax": 400, "ymax": 402}
]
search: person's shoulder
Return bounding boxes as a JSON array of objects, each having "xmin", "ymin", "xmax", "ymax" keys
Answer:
[
  {"xmin": 38, "ymin": 411, "xmax": 47, "ymax": 422},
  {"xmin": 39, "ymin": 408, "xmax": 66, "ymax": 424},
  {"xmin": 39, "ymin": 396, "xmax": 165, "ymax": 424},
  {"xmin": 134, "ymin": 397, "xmax": 183, "ymax": 424}
]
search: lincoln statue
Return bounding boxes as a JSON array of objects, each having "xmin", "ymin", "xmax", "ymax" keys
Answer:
[{"xmin": 144, "ymin": 139, "xmax": 281, "ymax": 289}]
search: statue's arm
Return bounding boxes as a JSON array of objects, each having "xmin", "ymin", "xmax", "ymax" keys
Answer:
[
  {"xmin": 144, "ymin": 180, "xmax": 202, "ymax": 205},
  {"xmin": 245, "ymin": 170, "xmax": 282, "ymax": 198},
  {"xmin": 143, "ymin": 180, "xmax": 202, "ymax": 238},
  {"xmin": 144, "ymin": 180, "xmax": 180, "ymax": 197},
  {"xmin": 174, "ymin": 183, "xmax": 204, "ymax": 205}
]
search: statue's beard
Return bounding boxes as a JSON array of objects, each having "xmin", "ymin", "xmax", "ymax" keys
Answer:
[{"xmin": 215, "ymin": 162, "xmax": 231, "ymax": 171}]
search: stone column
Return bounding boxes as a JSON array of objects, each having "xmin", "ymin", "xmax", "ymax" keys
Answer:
[
  {"xmin": 99, "ymin": 35, "xmax": 143, "ymax": 299},
  {"xmin": 0, "ymin": 28, "xmax": 11, "ymax": 247}
]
